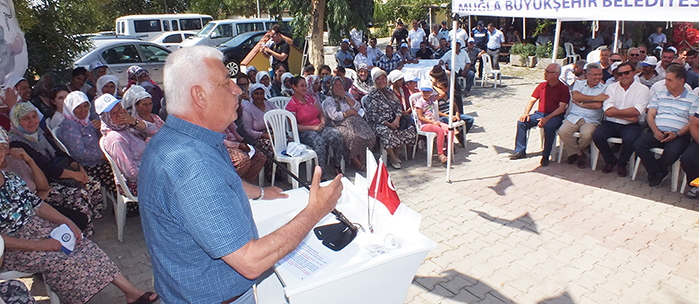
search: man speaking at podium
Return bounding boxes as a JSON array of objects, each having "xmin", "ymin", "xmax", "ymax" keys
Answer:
[{"xmin": 138, "ymin": 46, "xmax": 343, "ymax": 304}]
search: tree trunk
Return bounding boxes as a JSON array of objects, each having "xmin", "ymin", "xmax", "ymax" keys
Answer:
[{"xmin": 308, "ymin": 0, "xmax": 326, "ymax": 67}]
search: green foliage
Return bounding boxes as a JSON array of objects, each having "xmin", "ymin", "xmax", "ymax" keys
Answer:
[
  {"xmin": 279, "ymin": 0, "xmax": 374, "ymax": 45},
  {"xmin": 16, "ymin": 0, "xmax": 102, "ymax": 82},
  {"xmin": 535, "ymin": 42, "xmax": 565, "ymax": 58},
  {"xmin": 534, "ymin": 19, "xmax": 555, "ymax": 37},
  {"xmin": 509, "ymin": 43, "xmax": 536, "ymax": 57}
]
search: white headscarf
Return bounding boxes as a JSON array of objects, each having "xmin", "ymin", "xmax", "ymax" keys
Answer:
[
  {"xmin": 280, "ymin": 72, "xmax": 294, "ymax": 92},
  {"xmin": 63, "ymin": 91, "xmax": 91, "ymax": 127},
  {"xmin": 96, "ymin": 75, "xmax": 119, "ymax": 96},
  {"xmin": 255, "ymin": 72, "xmax": 272, "ymax": 98},
  {"xmin": 122, "ymin": 85, "xmax": 152, "ymax": 116}
]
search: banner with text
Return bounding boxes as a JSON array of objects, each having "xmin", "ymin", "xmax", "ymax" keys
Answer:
[
  {"xmin": 0, "ymin": 0, "xmax": 28, "ymax": 85},
  {"xmin": 453, "ymin": 0, "xmax": 699, "ymax": 22}
]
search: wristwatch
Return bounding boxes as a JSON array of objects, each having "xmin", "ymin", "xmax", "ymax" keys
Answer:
[{"xmin": 131, "ymin": 120, "xmax": 139, "ymax": 127}]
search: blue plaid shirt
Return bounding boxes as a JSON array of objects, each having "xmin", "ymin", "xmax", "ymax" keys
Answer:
[
  {"xmin": 378, "ymin": 53, "xmax": 403, "ymax": 74},
  {"xmin": 139, "ymin": 116, "xmax": 257, "ymax": 304}
]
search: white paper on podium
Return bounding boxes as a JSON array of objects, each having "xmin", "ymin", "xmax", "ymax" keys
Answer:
[{"xmin": 276, "ymin": 241, "xmax": 332, "ymax": 281}]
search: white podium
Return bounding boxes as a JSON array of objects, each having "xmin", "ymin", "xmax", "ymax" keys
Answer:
[{"xmin": 251, "ymin": 175, "xmax": 437, "ymax": 304}]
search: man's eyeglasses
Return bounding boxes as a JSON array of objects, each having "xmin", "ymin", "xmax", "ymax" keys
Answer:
[
  {"xmin": 610, "ymin": 59, "xmax": 622, "ymax": 62},
  {"xmin": 639, "ymin": 50, "xmax": 646, "ymax": 53},
  {"xmin": 629, "ymin": 53, "xmax": 640, "ymax": 57},
  {"xmin": 616, "ymin": 70, "xmax": 633, "ymax": 76}
]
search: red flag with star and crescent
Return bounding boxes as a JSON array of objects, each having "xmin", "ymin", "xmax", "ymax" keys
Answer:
[{"xmin": 369, "ymin": 159, "xmax": 401, "ymax": 215}]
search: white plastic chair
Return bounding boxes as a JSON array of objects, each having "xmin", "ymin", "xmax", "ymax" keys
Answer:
[
  {"xmin": 99, "ymin": 137, "xmax": 135, "ymax": 242},
  {"xmin": 480, "ymin": 54, "xmax": 502, "ymax": 88},
  {"xmin": 456, "ymin": 77, "xmax": 467, "ymax": 91},
  {"xmin": 564, "ymin": 42, "xmax": 581, "ymax": 65},
  {"xmin": 344, "ymin": 68, "xmax": 357, "ymax": 80},
  {"xmin": 410, "ymin": 110, "xmax": 438, "ymax": 167},
  {"xmin": 264, "ymin": 109, "xmax": 318, "ymax": 189},
  {"xmin": 631, "ymin": 148, "xmax": 681, "ymax": 192},
  {"xmin": 268, "ymin": 96, "xmax": 291, "ymax": 110},
  {"xmin": 0, "ymin": 237, "xmax": 60, "ymax": 304},
  {"xmin": 590, "ymin": 137, "xmax": 635, "ymax": 171},
  {"xmin": 47, "ymin": 127, "xmax": 70, "ymax": 155}
]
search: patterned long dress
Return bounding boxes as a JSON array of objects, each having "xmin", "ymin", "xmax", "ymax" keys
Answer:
[
  {"xmin": 0, "ymin": 171, "xmax": 120, "ymax": 304},
  {"xmin": 322, "ymin": 95, "xmax": 376, "ymax": 160},
  {"xmin": 0, "ymin": 280, "xmax": 35, "ymax": 304},
  {"xmin": 363, "ymin": 88, "xmax": 417, "ymax": 149}
]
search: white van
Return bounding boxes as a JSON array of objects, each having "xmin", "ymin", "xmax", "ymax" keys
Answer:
[
  {"xmin": 115, "ymin": 14, "xmax": 213, "ymax": 40},
  {"xmin": 179, "ymin": 17, "xmax": 292, "ymax": 48}
]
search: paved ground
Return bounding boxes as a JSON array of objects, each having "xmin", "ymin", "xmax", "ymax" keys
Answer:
[{"xmin": 18, "ymin": 63, "xmax": 699, "ymax": 303}]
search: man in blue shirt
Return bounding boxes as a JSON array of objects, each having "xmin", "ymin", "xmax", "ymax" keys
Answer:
[{"xmin": 139, "ymin": 46, "xmax": 343, "ymax": 304}]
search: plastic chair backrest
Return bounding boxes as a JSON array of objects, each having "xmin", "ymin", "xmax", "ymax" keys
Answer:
[
  {"xmin": 564, "ymin": 43, "xmax": 575, "ymax": 57},
  {"xmin": 264, "ymin": 109, "xmax": 300, "ymax": 156},
  {"xmin": 268, "ymin": 96, "xmax": 291, "ymax": 110},
  {"xmin": 99, "ymin": 137, "xmax": 137, "ymax": 200},
  {"xmin": 482, "ymin": 53, "xmax": 493, "ymax": 73},
  {"xmin": 48, "ymin": 127, "xmax": 71, "ymax": 156},
  {"xmin": 345, "ymin": 68, "xmax": 357, "ymax": 80},
  {"xmin": 361, "ymin": 95, "xmax": 369, "ymax": 108}
]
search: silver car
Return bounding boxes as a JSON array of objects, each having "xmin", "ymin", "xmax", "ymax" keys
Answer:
[{"xmin": 74, "ymin": 39, "xmax": 171, "ymax": 86}]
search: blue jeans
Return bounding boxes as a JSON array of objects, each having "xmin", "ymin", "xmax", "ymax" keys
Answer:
[
  {"xmin": 441, "ymin": 114, "xmax": 474, "ymax": 133},
  {"xmin": 592, "ymin": 120, "xmax": 642, "ymax": 167},
  {"xmin": 514, "ymin": 111, "xmax": 564, "ymax": 158},
  {"xmin": 461, "ymin": 70, "xmax": 475, "ymax": 93}
]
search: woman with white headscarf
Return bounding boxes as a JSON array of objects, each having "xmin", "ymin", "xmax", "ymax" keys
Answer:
[
  {"xmin": 255, "ymin": 71, "xmax": 272, "ymax": 99},
  {"xmin": 56, "ymin": 91, "xmax": 117, "ymax": 196},
  {"xmin": 96, "ymin": 75, "xmax": 119, "ymax": 98},
  {"xmin": 122, "ymin": 85, "xmax": 164, "ymax": 141},
  {"xmin": 280, "ymin": 72, "xmax": 294, "ymax": 96},
  {"xmin": 242, "ymin": 83, "xmax": 278, "ymax": 179},
  {"xmin": 8, "ymin": 102, "xmax": 104, "ymax": 236},
  {"xmin": 349, "ymin": 63, "xmax": 374, "ymax": 101},
  {"xmin": 363, "ymin": 68, "xmax": 416, "ymax": 169}
]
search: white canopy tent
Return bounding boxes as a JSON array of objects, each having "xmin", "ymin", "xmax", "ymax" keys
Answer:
[{"xmin": 444, "ymin": 0, "xmax": 699, "ymax": 182}]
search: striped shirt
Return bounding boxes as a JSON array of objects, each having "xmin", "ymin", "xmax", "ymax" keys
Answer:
[{"xmin": 649, "ymin": 88, "xmax": 699, "ymax": 132}]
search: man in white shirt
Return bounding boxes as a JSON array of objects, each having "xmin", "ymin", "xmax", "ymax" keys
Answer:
[
  {"xmin": 366, "ymin": 37, "xmax": 384, "ymax": 66},
  {"xmin": 448, "ymin": 21, "xmax": 468, "ymax": 47},
  {"xmin": 592, "ymin": 61, "xmax": 650, "ymax": 177},
  {"xmin": 486, "ymin": 23, "xmax": 505, "ymax": 70},
  {"xmin": 428, "ymin": 24, "xmax": 441, "ymax": 50},
  {"xmin": 353, "ymin": 43, "xmax": 374, "ymax": 69},
  {"xmin": 439, "ymin": 40, "xmax": 475, "ymax": 94},
  {"xmin": 408, "ymin": 19, "xmax": 426, "ymax": 58},
  {"xmin": 559, "ymin": 63, "xmax": 607, "ymax": 168},
  {"xmin": 559, "ymin": 60, "xmax": 586, "ymax": 87},
  {"xmin": 655, "ymin": 48, "xmax": 675, "ymax": 78}
]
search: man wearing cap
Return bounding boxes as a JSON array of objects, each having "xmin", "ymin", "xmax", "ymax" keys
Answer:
[
  {"xmin": 559, "ymin": 63, "xmax": 607, "ymax": 168},
  {"xmin": 656, "ymin": 48, "xmax": 675, "ymax": 78},
  {"xmin": 335, "ymin": 39, "xmax": 355, "ymax": 69},
  {"xmin": 466, "ymin": 38, "xmax": 485, "ymax": 78},
  {"xmin": 635, "ymin": 63, "xmax": 699, "ymax": 187},
  {"xmin": 486, "ymin": 23, "xmax": 505, "ymax": 70},
  {"xmin": 637, "ymin": 56, "xmax": 663, "ymax": 88},
  {"xmin": 408, "ymin": 19, "xmax": 426, "ymax": 58},
  {"xmin": 398, "ymin": 43, "xmax": 417, "ymax": 63},
  {"xmin": 472, "ymin": 21, "xmax": 488, "ymax": 52},
  {"xmin": 378, "ymin": 45, "xmax": 403, "ymax": 74},
  {"xmin": 510, "ymin": 63, "xmax": 570, "ymax": 166},
  {"xmin": 89, "ymin": 61, "xmax": 109, "ymax": 84},
  {"xmin": 592, "ymin": 61, "xmax": 650, "ymax": 177},
  {"xmin": 390, "ymin": 20, "xmax": 409, "ymax": 47},
  {"xmin": 261, "ymin": 25, "xmax": 290, "ymax": 73},
  {"xmin": 138, "ymin": 46, "xmax": 343, "ymax": 304},
  {"xmin": 353, "ymin": 43, "xmax": 375, "ymax": 69},
  {"xmin": 440, "ymin": 40, "xmax": 475, "ymax": 95}
]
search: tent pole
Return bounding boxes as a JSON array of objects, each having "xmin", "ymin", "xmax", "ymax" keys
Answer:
[
  {"xmin": 429, "ymin": 7, "xmax": 432, "ymax": 29},
  {"xmin": 447, "ymin": 14, "xmax": 458, "ymax": 183},
  {"xmin": 468, "ymin": 16, "xmax": 471, "ymax": 37},
  {"xmin": 552, "ymin": 19, "xmax": 561, "ymax": 61},
  {"xmin": 613, "ymin": 20, "xmax": 620, "ymax": 53},
  {"xmin": 523, "ymin": 18, "xmax": 526, "ymax": 39}
]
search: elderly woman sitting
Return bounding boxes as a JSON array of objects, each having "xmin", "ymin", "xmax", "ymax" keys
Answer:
[
  {"xmin": 363, "ymin": 68, "xmax": 417, "ymax": 169},
  {"xmin": 323, "ymin": 76, "xmax": 376, "ymax": 170},
  {"xmin": 96, "ymin": 94, "xmax": 156, "ymax": 216},
  {"xmin": 256, "ymin": 71, "xmax": 273, "ymax": 99},
  {"xmin": 286, "ymin": 76, "xmax": 346, "ymax": 175},
  {"xmin": 222, "ymin": 122, "xmax": 266, "ymax": 184},
  {"xmin": 349, "ymin": 63, "xmax": 374, "ymax": 101},
  {"xmin": 243, "ymin": 83, "xmax": 278, "ymax": 174},
  {"xmin": 122, "ymin": 85, "xmax": 164, "ymax": 141},
  {"xmin": 56, "ymin": 91, "xmax": 117, "ymax": 196},
  {"xmin": 134, "ymin": 69, "xmax": 164, "ymax": 114},
  {"xmin": 8, "ymin": 103, "xmax": 103, "ymax": 235},
  {"xmin": 388, "ymin": 70, "xmax": 412, "ymax": 116},
  {"xmin": 0, "ymin": 167, "xmax": 158, "ymax": 304}
]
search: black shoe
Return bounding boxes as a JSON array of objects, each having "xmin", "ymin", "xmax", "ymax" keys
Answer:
[
  {"xmin": 602, "ymin": 163, "xmax": 616, "ymax": 174},
  {"xmin": 540, "ymin": 157, "xmax": 549, "ymax": 167},
  {"xmin": 617, "ymin": 165, "xmax": 628, "ymax": 177},
  {"xmin": 577, "ymin": 157, "xmax": 587, "ymax": 169},
  {"xmin": 458, "ymin": 132, "xmax": 466, "ymax": 148},
  {"xmin": 649, "ymin": 171, "xmax": 669, "ymax": 187},
  {"xmin": 567, "ymin": 154, "xmax": 578, "ymax": 164},
  {"xmin": 509, "ymin": 151, "xmax": 527, "ymax": 160},
  {"xmin": 685, "ymin": 187, "xmax": 699, "ymax": 199}
]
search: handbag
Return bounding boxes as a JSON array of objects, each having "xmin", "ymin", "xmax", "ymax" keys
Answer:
[{"xmin": 398, "ymin": 114, "xmax": 413, "ymax": 130}]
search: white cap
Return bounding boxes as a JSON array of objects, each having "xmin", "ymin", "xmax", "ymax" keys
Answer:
[
  {"xmin": 640, "ymin": 56, "xmax": 658, "ymax": 67},
  {"xmin": 94, "ymin": 94, "xmax": 120, "ymax": 114}
]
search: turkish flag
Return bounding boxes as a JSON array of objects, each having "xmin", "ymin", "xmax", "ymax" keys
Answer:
[{"xmin": 369, "ymin": 160, "xmax": 401, "ymax": 215}]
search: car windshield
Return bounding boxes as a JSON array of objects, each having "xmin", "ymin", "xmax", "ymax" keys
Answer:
[
  {"xmin": 219, "ymin": 32, "xmax": 258, "ymax": 47},
  {"xmin": 196, "ymin": 22, "xmax": 216, "ymax": 37}
]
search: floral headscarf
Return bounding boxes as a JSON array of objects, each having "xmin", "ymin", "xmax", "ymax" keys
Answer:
[
  {"xmin": 9, "ymin": 102, "xmax": 56, "ymax": 158},
  {"xmin": 63, "ymin": 91, "xmax": 91, "ymax": 127}
]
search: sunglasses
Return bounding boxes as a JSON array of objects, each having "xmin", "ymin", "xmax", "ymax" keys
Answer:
[
  {"xmin": 616, "ymin": 70, "xmax": 634, "ymax": 76},
  {"xmin": 610, "ymin": 59, "xmax": 622, "ymax": 62},
  {"xmin": 640, "ymin": 50, "xmax": 646, "ymax": 53},
  {"xmin": 629, "ymin": 53, "xmax": 640, "ymax": 57}
]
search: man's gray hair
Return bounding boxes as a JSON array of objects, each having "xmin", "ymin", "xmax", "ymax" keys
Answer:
[
  {"xmin": 164, "ymin": 46, "xmax": 224, "ymax": 116},
  {"xmin": 585, "ymin": 62, "xmax": 602, "ymax": 71},
  {"xmin": 574, "ymin": 59, "xmax": 587, "ymax": 67}
]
